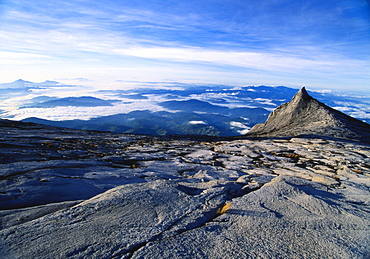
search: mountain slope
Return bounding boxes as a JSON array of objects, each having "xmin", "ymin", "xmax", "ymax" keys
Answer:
[{"xmin": 246, "ymin": 87, "xmax": 370, "ymax": 141}]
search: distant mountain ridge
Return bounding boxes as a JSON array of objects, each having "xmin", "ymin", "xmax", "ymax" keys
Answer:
[
  {"xmin": 159, "ymin": 99, "xmax": 229, "ymax": 113},
  {"xmin": 23, "ymin": 96, "xmax": 119, "ymax": 108},
  {"xmin": 246, "ymin": 87, "xmax": 370, "ymax": 141}
]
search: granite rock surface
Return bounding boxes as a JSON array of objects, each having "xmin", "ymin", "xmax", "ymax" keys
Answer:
[{"xmin": 1, "ymin": 89, "xmax": 369, "ymax": 258}]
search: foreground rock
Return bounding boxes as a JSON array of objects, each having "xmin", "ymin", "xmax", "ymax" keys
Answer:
[
  {"xmin": 133, "ymin": 176, "xmax": 369, "ymax": 259},
  {"xmin": 1, "ymin": 110, "xmax": 370, "ymax": 258},
  {"xmin": 246, "ymin": 87, "xmax": 370, "ymax": 141}
]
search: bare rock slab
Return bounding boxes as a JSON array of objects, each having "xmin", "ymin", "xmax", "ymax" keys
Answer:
[
  {"xmin": 132, "ymin": 176, "xmax": 370, "ymax": 259},
  {"xmin": 0, "ymin": 180, "xmax": 232, "ymax": 258}
]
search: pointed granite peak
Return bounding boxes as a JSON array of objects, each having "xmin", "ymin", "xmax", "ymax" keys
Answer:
[
  {"xmin": 289, "ymin": 87, "xmax": 312, "ymax": 105},
  {"xmin": 295, "ymin": 87, "xmax": 310, "ymax": 99},
  {"xmin": 299, "ymin": 86, "xmax": 308, "ymax": 95},
  {"xmin": 246, "ymin": 87, "xmax": 370, "ymax": 141}
]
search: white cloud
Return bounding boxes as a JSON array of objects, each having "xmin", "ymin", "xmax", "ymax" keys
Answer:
[
  {"xmin": 1, "ymin": 90, "xmax": 171, "ymax": 121},
  {"xmin": 230, "ymin": 121, "xmax": 251, "ymax": 135},
  {"xmin": 189, "ymin": 121, "xmax": 207, "ymax": 125},
  {"xmin": 230, "ymin": 121, "xmax": 249, "ymax": 128},
  {"xmin": 254, "ymin": 98, "xmax": 277, "ymax": 106},
  {"xmin": 348, "ymin": 111, "xmax": 370, "ymax": 119},
  {"xmin": 109, "ymin": 46, "xmax": 370, "ymax": 81},
  {"xmin": 0, "ymin": 51, "xmax": 54, "ymax": 65},
  {"xmin": 113, "ymin": 47, "xmax": 320, "ymax": 72},
  {"xmin": 310, "ymin": 89, "xmax": 333, "ymax": 94},
  {"xmin": 237, "ymin": 128, "xmax": 251, "ymax": 135}
]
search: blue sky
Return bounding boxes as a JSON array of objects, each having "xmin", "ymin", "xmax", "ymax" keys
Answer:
[{"xmin": 0, "ymin": 0, "xmax": 369, "ymax": 92}]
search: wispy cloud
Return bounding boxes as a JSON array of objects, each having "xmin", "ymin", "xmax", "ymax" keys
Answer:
[
  {"xmin": 0, "ymin": 0, "xmax": 369, "ymax": 91},
  {"xmin": 0, "ymin": 51, "xmax": 55, "ymax": 65},
  {"xmin": 113, "ymin": 46, "xmax": 369, "ymax": 74}
]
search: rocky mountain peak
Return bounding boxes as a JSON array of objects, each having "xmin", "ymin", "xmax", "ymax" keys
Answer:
[
  {"xmin": 290, "ymin": 86, "xmax": 311, "ymax": 103},
  {"xmin": 246, "ymin": 87, "xmax": 370, "ymax": 141}
]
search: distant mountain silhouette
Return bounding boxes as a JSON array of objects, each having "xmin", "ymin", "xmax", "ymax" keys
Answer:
[
  {"xmin": 159, "ymin": 99, "xmax": 229, "ymax": 113},
  {"xmin": 1, "ymin": 79, "xmax": 32, "ymax": 88},
  {"xmin": 246, "ymin": 87, "xmax": 370, "ymax": 141},
  {"xmin": 23, "ymin": 96, "xmax": 119, "ymax": 108}
]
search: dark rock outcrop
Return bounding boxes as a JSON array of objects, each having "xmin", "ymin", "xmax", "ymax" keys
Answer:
[{"xmin": 246, "ymin": 87, "xmax": 370, "ymax": 141}]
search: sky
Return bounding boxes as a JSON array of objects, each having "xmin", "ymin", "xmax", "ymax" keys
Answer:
[{"xmin": 0, "ymin": 0, "xmax": 369, "ymax": 92}]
